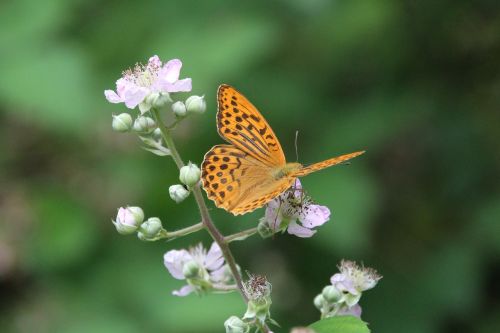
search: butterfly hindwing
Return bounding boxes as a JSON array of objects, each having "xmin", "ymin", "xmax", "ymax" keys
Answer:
[
  {"xmin": 217, "ymin": 85, "xmax": 286, "ymax": 167},
  {"xmin": 202, "ymin": 144, "xmax": 294, "ymax": 215}
]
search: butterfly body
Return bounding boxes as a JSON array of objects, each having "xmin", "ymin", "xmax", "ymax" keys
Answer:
[
  {"xmin": 272, "ymin": 162, "xmax": 303, "ymax": 181},
  {"xmin": 201, "ymin": 84, "xmax": 364, "ymax": 215}
]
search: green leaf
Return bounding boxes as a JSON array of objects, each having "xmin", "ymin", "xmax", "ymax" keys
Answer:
[{"xmin": 309, "ymin": 316, "xmax": 370, "ymax": 333}]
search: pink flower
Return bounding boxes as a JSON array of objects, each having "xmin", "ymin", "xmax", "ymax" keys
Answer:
[
  {"xmin": 330, "ymin": 260, "xmax": 382, "ymax": 296},
  {"xmin": 261, "ymin": 179, "xmax": 330, "ymax": 238},
  {"xmin": 105, "ymin": 55, "xmax": 192, "ymax": 113},
  {"xmin": 163, "ymin": 242, "xmax": 226, "ymax": 296}
]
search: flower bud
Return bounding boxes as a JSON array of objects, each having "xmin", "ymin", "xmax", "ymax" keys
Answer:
[
  {"xmin": 322, "ymin": 285, "xmax": 342, "ymax": 303},
  {"xmin": 179, "ymin": 162, "xmax": 201, "ymax": 187},
  {"xmin": 313, "ymin": 294, "xmax": 326, "ymax": 310},
  {"xmin": 133, "ymin": 116, "xmax": 156, "ymax": 133},
  {"xmin": 113, "ymin": 206, "xmax": 144, "ymax": 235},
  {"xmin": 182, "ymin": 260, "xmax": 201, "ymax": 279},
  {"xmin": 152, "ymin": 128, "xmax": 162, "ymax": 141},
  {"xmin": 169, "ymin": 184, "xmax": 190, "ymax": 203},
  {"xmin": 112, "ymin": 113, "xmax": 133, "ymax": 132},
  {"xmin": 224, "ymin": 316, "xmax": 249, "ymax": 333},
  {"xmin": 139, "ymin": 92, "xmax": 173, "ymax": 113},
  {"xmin": 172, "ymin": 101, "xmax": 187, "ymax": 117},
  {"xmin": 185, "ymin": 95, "xmax": 206, "ymax": 114},
  {"xmin": 138, "ymin": 217, "xmax": 163, "ymax": 239},
  {"xmin": 257, "ymin": 219, "xmax": 275, "ymax": 238},
  {"xmin": 149, "ymin": 92, "xmax": 172, "ymax": 108}
]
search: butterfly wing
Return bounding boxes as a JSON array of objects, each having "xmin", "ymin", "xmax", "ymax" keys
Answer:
[
  {"xmin": 216, "ymin": 84, "xmax": 286, "ymax": 167},
  {"xmin": 291, "ymin": 151, "xmax": 365, "ymax": 177},
  {"xmin": 201, "ymin": 144, "xmax": 294, "ymax": 215}
]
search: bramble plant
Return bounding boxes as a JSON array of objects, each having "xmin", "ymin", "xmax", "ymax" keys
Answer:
[{"xmin": 105, "ymin": 55, "xmax": 381, "ymax": 333}]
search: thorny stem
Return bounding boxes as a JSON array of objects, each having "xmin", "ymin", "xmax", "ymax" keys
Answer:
[
  {"xmin": 152, "ymin": 108, "xmax": 270, "ymax": 333},
  {"xmin": 225, "ymin": 227, "xmax": 258, "ymax": 243},
  {"xmin": 152, "ymin": 108, "xmax": 248, "ymax": 300}
]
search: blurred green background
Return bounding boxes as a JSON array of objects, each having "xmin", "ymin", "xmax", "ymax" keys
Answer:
[{"xmin": 1, "ymin": 0, "xmax": 499, "ymax": 332}]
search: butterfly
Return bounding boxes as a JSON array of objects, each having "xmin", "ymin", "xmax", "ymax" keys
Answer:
[{"xmin": 201, "ymin": 84, "xmax": 365, "ymax": 215}]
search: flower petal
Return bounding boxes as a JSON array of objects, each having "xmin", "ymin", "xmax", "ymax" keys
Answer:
[
  {"xmin": 104, "ymin": 90, "xmax": 122, "ymax": 103},
  {"xmin": 205, "ymin": 242, "xmax": 224, "ymax": 271},
  {"xmin": 292, "ymin": 179, "xmax": 302, "ymax": 198},
  {"xmin": 300, "ymin": 204, "xmax": 330, "ymax": 228},
  {"xmin": 172, "ymin": 284, "xmax": 195, "ymax": 297},
  {"xmin": 167, "ymin": 78, "xmax": 192, "ymax": 92},
  {"xmin": 164, "ymin": 249, "xmax": 192, "ymax": 279},
  {"xmin": 147, "ymin": 55, "xmax": 162, "ymax": 69},
  {"xmin": 287, "ymin": 220, "xmax": 316, "ymax": 238},
  {"xmin": 162, "ymin": 59, "xmax": 183, "ymax": 83},
  {"xmin": 337, "ymin": 304, "xmax": 362, "ymax": 317},
  {"xmin": 123, "ymin": 86, "xmax": 149, "ymax": 109},
  {"xmin": 265, "ymin": 205, "xmax": 282, "ymax": 232}
]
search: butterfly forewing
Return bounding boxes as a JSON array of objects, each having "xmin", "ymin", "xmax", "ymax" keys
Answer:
[{"xmin": 217, "ymin": 85, "xmax": 286, "ymax": 167}]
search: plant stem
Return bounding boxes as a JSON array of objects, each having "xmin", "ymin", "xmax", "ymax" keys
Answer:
[
  {"xmin": 152, "ymin": 108, "xmax": 247, "ymax": 302},
  {"xmin": 152, "ymin": 108, "xmax": 270, "ymax": 333},
  {"xmin": 158, "ymin": 222, "xmax": 204, "ymax": 239},
  {"xmin": 191, "ymin": 187, "xmax": 248, "ymax": 301},
  {"xmin": 225, "ymin": 227, "xmax": 258, "ymax": 243}
]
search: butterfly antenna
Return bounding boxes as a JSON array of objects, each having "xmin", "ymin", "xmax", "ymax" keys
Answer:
[{"xmin": 295, "ymin": 130, "xmax": 300, "ymax": 162}]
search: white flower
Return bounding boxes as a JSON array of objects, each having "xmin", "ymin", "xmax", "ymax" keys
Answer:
[
  {"xmin": 163, "ymin": 242, "xmax": 226, "ymax": 296},
  {"xmin": 330, "ymin": 260, "xmax": 382, "ymax": 297},
  {"xmin": 260, "ymin": 179, "xmax": 330, "ymax": 238},
  {"xmin": 105, "ymin": 55, "xmax": 192, "ymax": 113}
]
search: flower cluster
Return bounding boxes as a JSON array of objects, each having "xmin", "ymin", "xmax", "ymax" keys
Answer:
[
  {"xmin": 314, "ymin": 260, "xmax": 382, "ymax": 319},
  {"xmin": 164, "ymin": 242, "xmax": 235, "ymax": 296},
  {"xmin": 105, "ymin": 55, "xmax": 191, "ymax": 113},
  {"xmin": 105, "ymin": 55, "xmax": 205, "ymax": 157},
  {"xmin": 258, "ymin": 179, "xmax": 330, "ymax": 238}
]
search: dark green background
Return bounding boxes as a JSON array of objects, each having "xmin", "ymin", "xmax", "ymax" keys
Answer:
[{"xmin": 1, "ymin": 0, "xmax": 499, "ymax": 332}]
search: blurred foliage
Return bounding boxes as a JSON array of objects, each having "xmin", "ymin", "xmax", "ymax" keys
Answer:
[{"xmin": 1, "ymin": 0, "xmax": 499, "ymax": 332}]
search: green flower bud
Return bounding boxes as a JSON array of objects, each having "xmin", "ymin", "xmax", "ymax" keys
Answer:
[
  {"xmin": 185, "ymin": 95, "xmax": 206, "ymax": 114},
  {"xmin": 139, "ymin": 92, "xmax": 172, "ymax": 113},
  {"xmin": 138, "ymin": 217, "xmax": 162, "ymax": 239},
  {"xmin": 257, "ymin": 218, "xmax": 275, "ymax": 238},
  {"xmin": 179, "ymin": 162, "xmax": 201, "ymax": 187},
  {"xmin": 133, "ymin": 116, "xmax": 156, "ymax": 133},
  {"xmin": 314, "ymin": 294, "xmax": 326, "ymax": 310},
  {"xmin": 169, "ymin": 184, "xmax": 190, "ymax": 203},
  {"xmin": 152, "ymin": 128, "xmax": 162, "ymax": 141},
  {"xmin": 182, "ymin": 260, "xmax": 201, "ymax": 279},
  {"xmin": 113, "ymin": 206, "xmax": 144, "ymax": 235},
  {"xmin": 172, "ymin": 101, "xmax": 187, "ymax": 117},
  {"xmin": 322, "ymin": 285, "xmax": 342, "ymax": 303},
  {"xmin": 112, "ymin": 113, "xmax": 133, "ymax": 132},
  {"xmin": 224, "ymin": 316, "xmax": 249, "ymax": 333}
]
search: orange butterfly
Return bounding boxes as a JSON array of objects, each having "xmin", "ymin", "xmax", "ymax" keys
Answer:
[{"xmin": 201, "ymin": 85, "xmax": 364, "ymax": 215}]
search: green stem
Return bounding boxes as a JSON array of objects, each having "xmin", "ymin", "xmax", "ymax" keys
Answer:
[
  {"xmin": 158, "ymin": 222, "xmax": 204, "ymax": 239},
  {"xmin": 151, "ymin": 108, "xmax": 248, "ymax": 303},
  {"xmin": 152, "ymin": 109, "xmax": 184, "ymax": 169},
  {"xmin": 225, "ymin": 227, "xmax": 258, "ymax": 243},
  {"xmin": 152, "ymin": 108, "xmax": 270, "ymax": 333}
]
